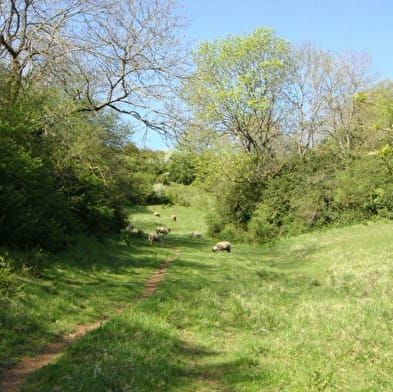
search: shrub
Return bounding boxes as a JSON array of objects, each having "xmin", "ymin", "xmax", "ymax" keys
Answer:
[
  {"xmin": 247, "ymin": 203, "xmax": 281, "ymax": 244},
  {"xmin": 0, "ymin": 253, "xmax": 24, "ymax": 306},
  {"xmin": 167, "ymin": 151, "xmax": 197, "ymax": 185}
]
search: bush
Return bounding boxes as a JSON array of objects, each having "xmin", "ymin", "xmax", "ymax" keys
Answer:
[
  {"xmin": 167, "ymin": 152, "xmax": 197, "ymax": 185},
  {"xmin": 0, "ymin": 73, "xmax": 128, "ymax": 250},
  {"xmin": 0, "ymin": 253, "xmax": 24, "ymax": 306},
  {"xmin": 146, "ymin": 183, "xmax": 172, "ymax": 205},
  {"xmin": 219, "ymin": 223, "xmax": 245, "ymax": 242},
  {"xmin": 247, "ymin": 203, "xmax": 281, "ymax": 244}
]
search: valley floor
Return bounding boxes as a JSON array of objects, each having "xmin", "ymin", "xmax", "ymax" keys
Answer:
[{"xmin": 2, "ymin": 205, "xmax": 393, "ymax": 391}]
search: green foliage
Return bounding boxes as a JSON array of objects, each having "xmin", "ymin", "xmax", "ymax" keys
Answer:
[
  {"xmin": 179, "ymin": 30, "xmax": 391, "ymax": 246},
  {"xmin": 148, "ymin": 183, "xmax": 172, "ymax": 205},
  {"xmin": 204, "ymin": 141, "xmax": 393, "ymax": 244},
  {"xmin": 167, "ymin": 151, "xmax": 197, "ymax": 185},
  {"xmin": 183, "ymin": 27, "xmax": 292, "ymax": 154},
  {"xmin": 162, "ymin": 183, "xmax": 212, "ymax": 208},
  {"xmin": 247, "ymin": 203, "xmax": 280, "ymax": 243},
  {"xmin": 0, "ymin": 253, "xmax": 24, "ymax": 306},
  {"xmin": 359, "ymin": 80, "xmax": 393, "ymax": 134},
  {"xmin": 112, "ymin": 146, "xmax": 171, "ymax": 205},
  {"xmin": 0, "ymin": 87, "xmax": 71, "ymax": 250},
  {"xmin": 0, "ymin": 72, "xmax": 129, "ymax": 250},
  {"xmin": 201, "ymin": 148, "xmax": 281, "ymax": 240},
  {"xmin": 0, "ymin": 69, "xmax": 197, "ymax": 251}
]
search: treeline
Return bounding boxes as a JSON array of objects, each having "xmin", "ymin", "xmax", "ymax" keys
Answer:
[
  {"xmin": 194, "ymin": 137, "xmax": 393, "ymax": 243},
  {"xmin": 0, "ymin": 71, "xmax": 183, "ymax": 250},
  {"xmin": 174, "ymin": 29, "xmax": 393, "ymax": 243},
  {"xmin": 0, "ymin": 0, "xmax": 186, "ymax": 251},
  {"xmin": 3, "ymin": 0, "xmax": 393, "ymax": 251}
]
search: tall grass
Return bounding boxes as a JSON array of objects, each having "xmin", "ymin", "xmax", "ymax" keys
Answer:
[{"xmin": 4, "ymin": 200, "xmax": 393, "ymax": 391}]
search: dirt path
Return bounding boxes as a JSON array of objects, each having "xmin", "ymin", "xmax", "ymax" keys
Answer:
[
  {"xmin": 0, "ymin": 248, "xmax": 179, "ymax": 392},
  {"xmin": 139, "ymin": 248, "xmax": 179, "ymax": 300}
]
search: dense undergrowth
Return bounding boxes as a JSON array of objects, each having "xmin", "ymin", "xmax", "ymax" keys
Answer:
[{"xmin": 204, "ymin": 147, "xmax": 393, "ymax": 246}]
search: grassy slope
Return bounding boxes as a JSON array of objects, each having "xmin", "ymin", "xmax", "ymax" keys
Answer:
[
  {"xmin": 0, "ymin": 206, "xmax": 174, "ymax": 370},
  {"xmin": 4, "ymin": 201, "xmax": 393, "ymax": 391}
]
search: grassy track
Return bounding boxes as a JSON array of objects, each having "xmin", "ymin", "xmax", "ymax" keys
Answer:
[{"xmin": 3, "ymin": 204, "xmax": 393, "ymax": 391}]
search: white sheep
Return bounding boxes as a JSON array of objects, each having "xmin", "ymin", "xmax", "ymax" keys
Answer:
[
  {"xmin": 156, "ymin": 226, "xmax": 171, "ymax": 235},
  {"xmin": 212, "ymin": 241, "xmax": 231, "ymax": 252},
  {"xmin": 125, "ymin": 223, "xmax": 134, "ymax": 231},
  {"xmin": 153, "ymin": 212, "xmax": 160, "ymax": 217},
  {"xmin": 171, "ymin": 215, "xmax": 177, "ymax": 221},
  {"xmin": 148, "ymin": 233, "xmax": 162, "ymax": 244},
  {"xmin": 193, "ymin": 231, "xmax": 203, "ymax": 239}
]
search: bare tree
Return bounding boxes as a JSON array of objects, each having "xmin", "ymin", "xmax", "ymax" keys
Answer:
[
  {"xmin": 285, "ymin": 44, "xmax": 373, "ymax": 157},
  {"xmin": 0, "ymin": 0, "xmax": 188, "ymax": 134},
  {"xmin": 321, "ymin": 51, "xmax": 372, "ymax": 156},
  {"xmin": 284, "ymin": 45, "xmax": 327, "ymax": 156}
]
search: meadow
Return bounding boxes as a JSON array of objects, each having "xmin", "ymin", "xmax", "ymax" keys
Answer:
[{"xmin": 2, "ymin": 201, "xmax": 393, "ymax": 391}]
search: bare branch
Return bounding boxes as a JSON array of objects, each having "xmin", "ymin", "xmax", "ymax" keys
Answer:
[{"xmin": 0, "ymin": 0, "xmax": 189, "ymax": 136}]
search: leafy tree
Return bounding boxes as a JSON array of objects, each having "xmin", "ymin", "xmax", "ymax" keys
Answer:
[
  {"xmin": 167, "ymin": 151, "xmax": 197, "ymax": 185},
  {"xmin": 115, "ymin": 146, "xmax": 170, "ymax": 204},
  {"xmin": 197, "ymin": 146, "xmax": 268, "ymax": 239},
  {"xmin": 176, "ymin": 122, "xmax": 219, "ymax": 154},
  {"xmin": 0, "ymin": 72, "xmax": 127, "ymax": 250},
  {"xmin": 183, "ymin": 28, "xmax": 292, "ymax": 156},
  {"xmin": 352, "ymin": 80, "xmax": 393, "ymax": 153},
  {"xmin": 0, "ymin": 0, "xmax": 191, "ymax": 251}
]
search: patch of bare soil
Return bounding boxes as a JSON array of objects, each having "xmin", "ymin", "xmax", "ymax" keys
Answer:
[
  {"xmin": 139, "ymin": 248, "xmax": 179, "ymax": 300},
  {"xmin": 0, "ymin": 248, "xmax": 179, "ymax": 392}
]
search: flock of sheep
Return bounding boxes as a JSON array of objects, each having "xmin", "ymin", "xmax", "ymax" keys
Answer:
[{"xmin": 124, "ymin": 211, "xmax": 231, "ymax": 252}]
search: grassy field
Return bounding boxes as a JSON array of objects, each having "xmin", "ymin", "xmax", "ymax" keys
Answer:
[{"xmin": 3, "ymin": 201, "xmax": 393, "ymax": 391}]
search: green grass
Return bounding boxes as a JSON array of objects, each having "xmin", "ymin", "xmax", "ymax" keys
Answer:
[
  {"xmin": 3, "ymin": 204, "xmax": 393, "ymax": 391},
  {"xmin": 0, "ymin": 229, "xmax": 172, "ymax": 371}
]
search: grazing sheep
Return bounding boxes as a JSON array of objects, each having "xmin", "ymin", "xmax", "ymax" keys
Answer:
[
  {"xmin": 212, "ymin": 241, "xmax": 231, "ymax": 252},
  {"xmin": 125, "ymin": 223, "xmax": 134, "ymax": 231},
  {"xmin": 171, "ymin": 215, "xmax": 177, "ymax": 221},
  {"xmin": 148, "ymin": 233, "xmax": 162, "ymax": 244},
  {"xmin": 193, "ymin": 231, "xmax": 203, "ymax": 239},
  {"xmin": 156, "ymin": 226, "xmax": 171, "ymax": 235},
  {"xmin": 136, "ymin": 229, "xmax": 145, "ymax": 238},
  {"xmin": 153, "ymin": 212, "xmax": 160, "ymax": 217}
]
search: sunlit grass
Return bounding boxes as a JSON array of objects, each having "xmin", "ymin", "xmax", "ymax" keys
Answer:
[
  {"xmin": 0, "ymin": 232, "xmax": 170, "ymax": 371},
  {"xmin": 4, "ymin": 202, "xmax": 393, "ymax": 391}
]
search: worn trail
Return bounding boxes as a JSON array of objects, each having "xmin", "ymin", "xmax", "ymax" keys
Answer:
[{"xmin": 0, "ymin": 248, "xmax": 179, "ymax": 392}]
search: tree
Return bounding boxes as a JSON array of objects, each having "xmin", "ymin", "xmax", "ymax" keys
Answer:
[
  {"xmin": 0, "ymin": 71, "xmax": 130, "ymax": 250},
  {"xmin": 167, "ymin": 151, "xmax": 197, "ymax": 185},
  {"xmin": 0, "ymin": 0, "xmax": 187, "ymax": 135},
  {"xmin": 353, "ymin": 80, "xmax": 393, "ymax": 151},
  {"xmin": 285, "ymin": 46, "xmax": 372, "ymax": 158},
  {"xmin": 183, "ymin": 27, "xmax": 292, "ymax": 156},
  {"xmin": 283, "ymin": 44, "xmax": 329, "ymax": 157}
]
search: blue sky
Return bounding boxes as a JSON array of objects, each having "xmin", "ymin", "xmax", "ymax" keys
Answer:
[{"xmin": 136, "ymin": 0, "xmax": 393, "ymax": 150}]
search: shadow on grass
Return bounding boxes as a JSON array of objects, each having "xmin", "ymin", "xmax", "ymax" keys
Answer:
[
  {"xmin": 22, "ymin": 313, "xmax": 269, "ymax": 392},
  {"xmin": 0, "ymin": 310, "xmax": 54, "ymax": 371},
  {"xmin": 0, "ymin": 232, "xmax": 173, "ymax": 374}
]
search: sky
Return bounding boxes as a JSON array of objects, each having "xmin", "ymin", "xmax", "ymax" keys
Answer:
[{"xmin": 135, "ymin": 0, "xmax": 393, "ymax": 150}]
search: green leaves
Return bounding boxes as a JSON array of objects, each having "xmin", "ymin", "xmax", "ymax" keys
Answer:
[
  {"xmin": 0, "ymin": 72, "xmax": 130, "ymax": 250},
  {"xmin": 184, "ymin": 27, "xmax": 292, "ymax": 154}
]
